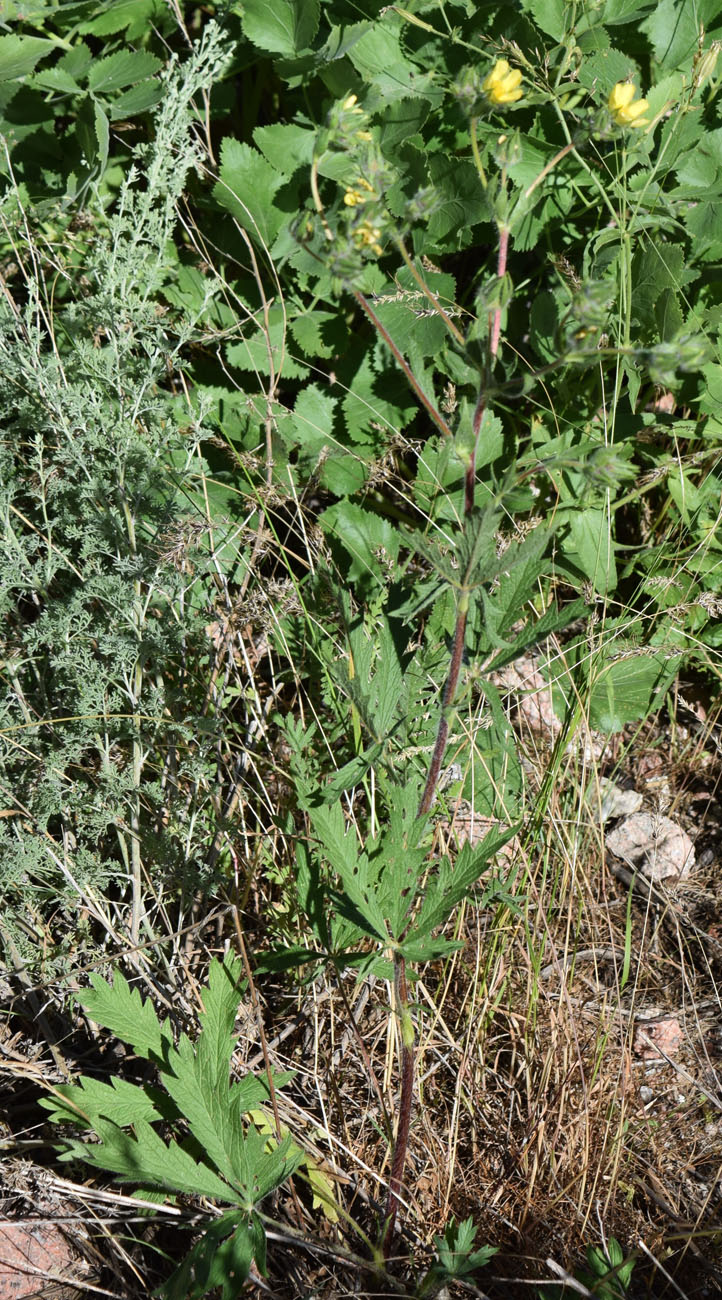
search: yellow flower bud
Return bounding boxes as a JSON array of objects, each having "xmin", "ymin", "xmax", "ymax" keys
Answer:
[
  {"xmin": 482, "ymin": 59, "xmax": 523, "ymax": 106},
  {"xmin": 608, "ymin": 81, "xmax": 649, "ymax": 127}
]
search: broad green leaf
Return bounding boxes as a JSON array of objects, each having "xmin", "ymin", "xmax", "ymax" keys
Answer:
[
  {"xmin": 412, "ymin": 827, "xmax": 517, "ymax": 939},
  {"xmin": 426, "ymin": 155, "xmax": 487, "ymax": 245},
  {"xmin": 371, "ymin": 268, "xmax": 457, "ymax": 357},
  {"xmin": 480, "ymin": 527, "xmax": 550, "ymax": 649},
  {"xmin": 330, "ymin": 852, "xmax": 394, "ymax": 944},
  {"xmin": 342, "ymin": 354, "xmax": 416, "ymax": 438},
  {"xmin": 162, "ymin": 1212, "xmax": 253, "ymax": 1300},
  {"xmin": 346, "ymin": 21, "xmax": 432, "ymax": 103},
  {"xmin": 163, "ymin": 1035, "xmax": 241, "ymax": 1187},
  {"xmin": 93, "ymin": 99, "xmax": 109, "ymax": 175},
  {"xmin": 576, "ymin": 46, "xmax": 638, "ymax": 93},
  {"xmin": 33, "ymin": 66, "xmax": 82, "ymax": 94},
  {"xmin": 0, "ymin": 35, "xmax": 53, "ymax": 82},
  {"xmin": 66, "ymin": 1116, "xmax": 240, "ymax": 1201},
  {"xmin": 586, "ymin": 650, "xmax": 680, "ymax": 731},
  {"xmin": 241, "ymin": 0, "xmax": 321, "ymax": 55},
  {"xmin": 307, "ymin": 800, "xmax": 359, "ymax": 874},
  {"xmin": 562, "ymin": 508, "xmax": 617, "ymax": 595},
  {"xmin": 631, "ymin": 242, "xmax": 686, "ymax": 336},
  {"xmin": 289, "ymin": 384, "xmax": 337, "ymax": 460},
  {"xmin": 109, "ymin": 80, "xmax": 164, "ymax": 120},
  {"xmin": 87, "ymin": 51, "xmax": 161, "ymax": 94},
  {"xmin": 319, "ymin": 501, "xmax": 401, "ymax": 583},
  {"xmin": 226, "ymin": 302, "xmax": 306, "ymax": 379},
  {"xmin": 194, "ymin": 955, "xmax": 243, "ymax": 1086},
  {"xmin": 289, "ymin": 308, "xmax": 338, "ymax": 358},
  {"xmin": 379, "ymin": 97, "xmax": 430, "ymax": 153},
  {"xmin": 521, "ymin": 0, "xmax": 568, "ymax": 40},
  {"xmin": 253, "ymin": 122, "xmax": 316, "ymax": 173},
  {"xmin": 485, "ymin": 598, "xmax": 588, "ymax": 676},
  {"xmin": 213, "ymin": 138, "xmax": 286, "ymax": 248},
  {"xmin": 79, "ymin": 0, "xmax": 167, "ymax": 37},
  {"xmin": 641, "ymin": 0, "xmax": 722, "ymax": 70}
]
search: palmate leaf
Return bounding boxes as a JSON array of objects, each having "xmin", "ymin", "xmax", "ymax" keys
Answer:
[
  {"xmin": 162, "ymin": 1210, "xmax": 260, "ymax": 1300},
  {"xmin": 163, "ymin": 1034, "xmax": 241, "ymax": 1188},
  {"xmin": 330, "ymin": 851, "xmax": 392, "ymax": 945},
  {"xmin": 213, "ymin": 139, "xmax": 286, "ymax": 248}
]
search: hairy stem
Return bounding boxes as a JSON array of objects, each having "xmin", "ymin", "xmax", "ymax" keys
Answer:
[
  {"xmin": 382, "ymin": 955, "xmax": 414, "ymax": 1257},
  {"xmin": 381, "ymin": 221, "xmax": 511, "ymax": 1258}
]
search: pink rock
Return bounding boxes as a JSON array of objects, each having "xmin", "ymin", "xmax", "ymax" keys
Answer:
[
  {"xmin": 0, "ymin": 1222, "xmax": 88, "ymax": 1298},
  {"xmin": 634, "ymin": 1016, "xmax": 683, "ymax": 1060},
  {"xmin": 605, "ymin": 811, "xmax": 695, "ymax": 882}
]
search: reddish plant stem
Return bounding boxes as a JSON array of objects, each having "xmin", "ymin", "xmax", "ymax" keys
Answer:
[
  {"xmin": 353, "ymin": 289, "xmax": 455, "ymax": 441},
  {"xmin": 382, "ymin": 956, "xmax": 413, "ymax": 1256},
  {"xmin": 381, "ymin": 224, "xmax": 511, "ymax": 1259}
]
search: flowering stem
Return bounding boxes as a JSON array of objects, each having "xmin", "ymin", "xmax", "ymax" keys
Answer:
[{"xmin": 381, "ymin": 219, "xmax": 510, "ymax": 1260}]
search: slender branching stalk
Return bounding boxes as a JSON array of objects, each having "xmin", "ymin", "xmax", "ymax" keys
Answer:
[{"xmin": 381, "ymin": 221, "xmax": 510, "ymax": 1258}]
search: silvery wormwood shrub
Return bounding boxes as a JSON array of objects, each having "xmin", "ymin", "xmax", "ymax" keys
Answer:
[{"xmin": 0, "ymin": 24, "xmax": 232, "ymax": 968}]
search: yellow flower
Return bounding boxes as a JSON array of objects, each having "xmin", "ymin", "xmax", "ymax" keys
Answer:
[
  {"xmin": 354, "ymin": 220, "xmax": 383, "ymax": 256},
  {"xmin": 342, "ymin": 94, "xmax": 364, "ymax": 114},
  {"xmin": 482, "ymin": 59, "xmax": 523, "ymax": 106},
  {"xmin": 608, "ymin": 82, "xmax": 649, "ymax": 127},
  {"xmin": 343, "ymin": 178, "xmax": 375, "ymax": 207}
]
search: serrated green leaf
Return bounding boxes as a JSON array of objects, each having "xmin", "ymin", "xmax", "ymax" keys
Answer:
[
  {"xmin": 480, "ymin": 526, "xmax": 550, "ymax": 649},
  {"xmin": 60, "ymin": 1116, "xmax": 239, "ymax": 1201},
  {"xmin": 641, "ymin": 0, "xmax": 722, "ymax": 71},
  {"xmin": 343, "ymin": 353, "xmax": 417, "ymax": 438},
  {"xmin": 241, "ymin": 0, "xmax": 320, "ymax": 55},
  {"xmin": 213, "ymin": 138, "xmax": 286, "ymax": 248},
  {"xmin": 346, "ymin": 20, "xmax": 437, "ymax": 103},
  {"xmin": 253, "ymin": 122, "xmax": 316, "ymax": 173},
  {"xmin": 288, "ymin": 383, "xmax": 336, "ymax": 460},
  {"xmin": 289, "ymin": 308, "xmax": 337, "ymax": 358},
  {"xmin": 0, "ymin": 34, "xmax": 53, "ymax": 82},
  {"xmin": 33, "ymin": 66, "xmax": 81, "ymax": 94},
  {"xmin": 520, "ymin": 0, "xmax": 568, "ymax": 39},
  {"xmin": 87, "ymin": 51, "xmax": 161, "ymax": 94},
  {"xmin": 78, "ymin": 970, "xmax": 170, "ymax": 1062},
  {"xmin": 161, "ymin": 1211, "xmax": 251, "ymax": 1300},
  {"xmin": 109, "ymin": 80, "xmax": 164, "ymax": 120},
  {"xmin": 411, "ymin": 827, "xmax": 517, "ymax": 939},
  {"xmin": 319, "ymin": 501, "xmax": 401, "ymax": 584},
  {"xmin": 226, "ymin": 302, "xmax": 306, "ymax": 378},
  {"xmin": 40, "ymin": 1075, "xmax": 166, "ymax": 1129},
  {"xmin": 330, "ymin": 852, "xmax": 393, "ymax": 944},
  {"xmin": 307, "ymin": 800, "xmax": 359, "ymax": 876},
  {"xmin": 426, "ymin": 155, "xmax": 487, "ymax": 245},
  {"xmin": 79, "ymin": 0, "xmax": 166, "ymax": 37},
  {"xmin": 485, "ymin": 598, "xmax": 587, "ymax": 676},
  {"xmin": 93, "ymin": 98, "xmax": 109, "ymax": 174}
]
